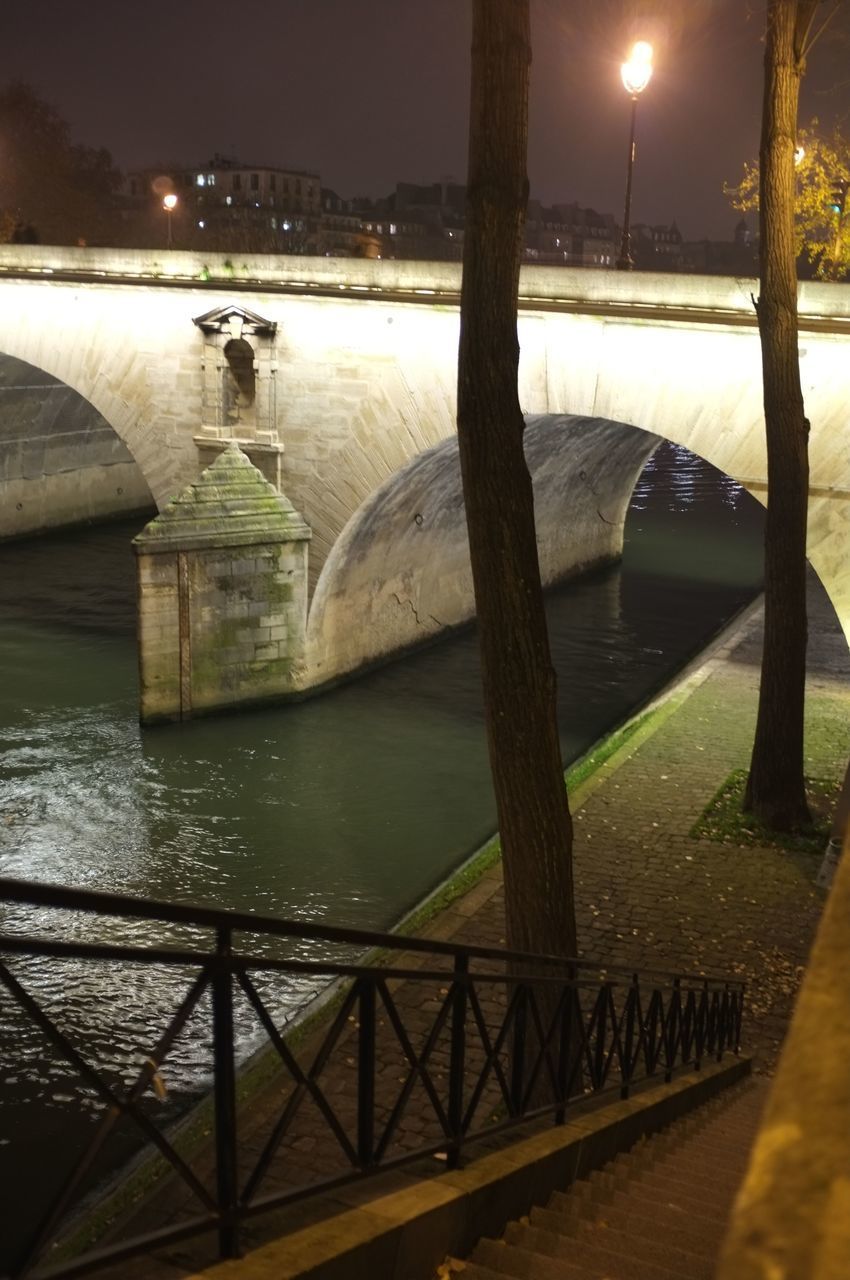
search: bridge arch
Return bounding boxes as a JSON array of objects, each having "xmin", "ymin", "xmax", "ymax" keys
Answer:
[
  {"xmin": 305, "ymin": 416, "xmax": 661, "ymax": 686},
  {"xmin": 0, "ymin": 278, "xmax": 193, "ymax": 510},
  {"xmin": 304, "ymin": 402, "xmax": 847, "ymax": 689},
  {"xmin": 0, "ymin": 352, "xmax": 155, "ymax": 538}
]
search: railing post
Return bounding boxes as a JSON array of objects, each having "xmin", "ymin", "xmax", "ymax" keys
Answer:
[
  {"xmin": 735, "ymin": 983, "xmax": 745, "ymax": 1053},
  {"xmin": 447, "ymin": 953, "xmax": 468, "ymax": 1169},
  {"xmin": 555, "ymin": 985, "xmax": 572, "ymax": 1124},
  {"xmin": 594, "ymin": 986, "xmax": 608, "ymax": 1089},
  {"xmin": 357, "ymin": 977, "xmax": 376, "ymax": 1168},
  {"xmin": 212, "ymin": 925, "xmax": 240, "ymax": 1260},
  {"xmin": 510, "ymin": 983, "xmax": 528, "ymax": 1117},
  {"xmin": 620, "ymin": 974, "xmax": 639, "ymax": 1100},
  {"xmin": 717, "ymin": 983, "xmax": 730, "ymax": 1061},
  {"xmin": 694, "ymin": 979, "xmax": 709, "ymax": 1070},
  {"xmin": 665, "ymin": 976, "xmax": 681, "ymax": 1083}
]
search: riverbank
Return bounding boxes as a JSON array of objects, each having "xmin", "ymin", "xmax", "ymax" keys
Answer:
[{"xmin": 61, "ymin": 569, "xmax": 849, "ymax": 1278}]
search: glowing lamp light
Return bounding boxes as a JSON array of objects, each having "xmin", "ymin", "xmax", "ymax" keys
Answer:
[
  {"xmin": 616, "ymin": 40, "xmax": 653, "ymax": 270},
  {"xmin": 162, "ymin": 193, "xmax": 178, "ymax": 249},
  {"xmin": 794, "ymin": 145, "xmax": 806, "ymax": 167},
  {"xmin": 621, "ymin": 41, "xmax": 653, "ymax": 97}
]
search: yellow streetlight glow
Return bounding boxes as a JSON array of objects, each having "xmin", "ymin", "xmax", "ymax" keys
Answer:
[
  {"xmin": 621, "ymin": 41, "xmax": 653, "ymax": 97},
  {"xmin": 162, "ymin": 193, "xmax": 178, "ymax": 211}
]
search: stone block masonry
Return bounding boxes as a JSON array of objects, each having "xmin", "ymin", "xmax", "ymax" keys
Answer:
[{"xmin": 134, "ymin": 443, "xmax": 311, "ymax": 724}]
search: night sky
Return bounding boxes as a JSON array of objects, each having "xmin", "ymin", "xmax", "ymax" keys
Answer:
[{"xmin": 4, "ymin": 0, "xmax": 850, "ymax": 240}]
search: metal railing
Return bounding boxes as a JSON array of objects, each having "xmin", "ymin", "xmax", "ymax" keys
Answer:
[{"xmin": 0, "ymin": 877, "xmax": 745, "ymax": 1278}]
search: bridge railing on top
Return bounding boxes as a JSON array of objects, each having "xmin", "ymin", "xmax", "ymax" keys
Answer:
[
  {"xmin": 1, "ymin": 244, "xmax": 849, "ymax": 328},
  {"xmin": 0, "ymin": 876, "xmax": 744, "ymax": 1279}
]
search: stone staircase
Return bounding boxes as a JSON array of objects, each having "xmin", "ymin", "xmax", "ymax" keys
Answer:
[{"xmin": 446, "ymin": 1078, "xmax": 767, "ymax": 1279}]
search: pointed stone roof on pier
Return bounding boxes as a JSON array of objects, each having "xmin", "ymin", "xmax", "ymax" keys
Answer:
[{"xmin": 134, "ymin": 443, "xmax": 311, "ymax": 553}]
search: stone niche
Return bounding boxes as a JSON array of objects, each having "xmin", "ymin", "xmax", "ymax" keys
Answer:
[
  {"xmin": 134, "ymin": 443, "xmax": 311, "ymax": 724},
  {"xmin": 192, "ymin": 302, "xmax": 284, "ymax": 490}
]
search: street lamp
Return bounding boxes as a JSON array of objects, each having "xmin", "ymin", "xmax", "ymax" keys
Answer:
[
  {"xmin": 616, "ymin": 40, "xmax": 653, "ymax": 271},
  {"xmin": 162, "ymin": 193, "xmax": 178, "ymax": 249}
]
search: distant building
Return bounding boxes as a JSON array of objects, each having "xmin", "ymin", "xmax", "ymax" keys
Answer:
[
  {"xmin": 123, "ymin": 155, "xmax": 322, "ymax": 253},
  {"xmin": 681, "ymin": 219, "xmax": 759, "ymax": 277},
  {"xmin": 120, "ymin": 157, "xmax": 628, "ymax": 270},
  {"xmin": 525, "ymin": 201, "xmax": 617, "ymax": 267},
  {"xmin": 632, "ymin": 222, "xmax": 684, "ymax": 271},
  {"xmin": 346, "ymin": 183, "xmax": 619, "ymax": 266}
]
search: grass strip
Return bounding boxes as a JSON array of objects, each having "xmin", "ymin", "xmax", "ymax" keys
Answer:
[{"xmin": 690, "ymin": 769, "xmax": 838, "ymax": 855}]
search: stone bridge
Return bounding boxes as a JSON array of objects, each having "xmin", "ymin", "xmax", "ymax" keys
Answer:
[{"xmin": 1, "ymin": 245, "xmax": 848, "ymax": 713}]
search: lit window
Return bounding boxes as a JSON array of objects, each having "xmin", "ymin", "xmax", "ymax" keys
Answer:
[
  {"xmin": 196, "ymin": 174, "xmax": 206, "ymax": 186},
  {"xmin": 390, "ymin": 223, "xmax": 397, "ymax": 235},
  {"xmin": 207, "ymin": 174, "xmax": 215, "ymax": 186},
  {"xmin": 282, "ymin": 219, "xmax": 292, "ymax": 231},
  {"xmin": 225, "ymin": 195, "xmax": 232, "ymax": 206}
]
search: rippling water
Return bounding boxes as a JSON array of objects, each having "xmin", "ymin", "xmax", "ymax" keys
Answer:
[{"xmin": 0, "ymin": 443, "xmax": 764, "ymax": 1261}]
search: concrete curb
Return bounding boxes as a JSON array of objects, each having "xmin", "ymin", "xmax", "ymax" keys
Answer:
[{"xmin": 189, "ymin": 1057, "xmax": 752, "ymax": 1280}]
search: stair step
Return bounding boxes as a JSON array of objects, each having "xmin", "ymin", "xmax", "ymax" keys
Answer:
[
  {"xmin": 450, "ymin": 1079, "xmax": 768, "ymax": 1279},
  {"xmin": 607, "ymin": 1179, "xmax": 733, "ymax": 1222},
  {"xmin": 630, "ymin": 1166, "xmax": 741, "ymax": 1206},
  {"xmin": 472, "ymin": 1236, "xmax": 593, "ymax": 1279},
  {"xmin": 651, "ymin": 1146, "xmax": 750, "ymax": 1183},
  {"xmin": 507, "ymin": 1219, "xmax": 710, "ymax": 1279},
  {"xmin": 455, "ymin": 1264, "xmax": 512, "ymax": 1280},
  {"xmin": 638, "ymin": 1143, "xmax": 751, "ymax": 1182},
  {"xmin": 567, "ymin": 1176, "xmax": 733, "ymax": 1228},
  {"xmin": 534, "ymin": 1200, "xmax": 722, "ymax": 1258},
  {"xmin": 586, "ymin": 1165, "xmax": 735, "ymax": 1217},
  {"xmin": 603, "ymin": 1149, "xmax": 740, "ymax": 1195}
]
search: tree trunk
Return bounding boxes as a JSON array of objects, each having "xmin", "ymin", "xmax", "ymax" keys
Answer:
[
  {"xmin": 744, "ymin": 0, "xmax": 817, "ymax": 830},
  {"xmin": 457, "ymin": 0, "xmax": 577, "ymax": 961}
]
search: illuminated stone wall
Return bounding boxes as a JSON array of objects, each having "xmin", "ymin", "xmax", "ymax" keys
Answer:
[
  {"xmin": 0, "ymin": 246, "xmax": 847, "ymax": 660},
  {"xmin": 134, "ymin": 444, "xmax": 310, "ymax": 724},
  {"xmin": 0, "ymin": 354, "xmax": 153, "ymax": 538}
]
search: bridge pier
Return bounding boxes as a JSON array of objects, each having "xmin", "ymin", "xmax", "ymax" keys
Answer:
[{"xmin": 134, "ymin": 443, "xmax": 311, "ymax": 724}]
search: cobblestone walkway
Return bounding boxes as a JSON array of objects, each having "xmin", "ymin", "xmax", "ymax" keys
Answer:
[{"xmin": 94, "ymin": 576, "xmax": 850, "ymax": 1277}]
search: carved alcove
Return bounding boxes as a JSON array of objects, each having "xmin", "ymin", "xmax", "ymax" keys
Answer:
[{"xmin": 192, "ymin": 303, "xmax": 283, "ymax": 488}]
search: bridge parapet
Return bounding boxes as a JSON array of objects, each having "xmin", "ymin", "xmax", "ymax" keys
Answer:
[{"xmin": 1, "ymin": 243, "xmax": 850, "ymax": 326}]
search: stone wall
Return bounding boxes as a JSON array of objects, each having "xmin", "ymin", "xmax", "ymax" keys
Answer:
[
  {"xmin": 304, "ymin": 416, "xmax": 659, "ymax": 688},
  {"xmin": 135, "ymin": 445, "xmax": 310, "ymax": 723},
  {"xmin": 0, "ymin": 354, "xmax": 152, "ymax": 538}
]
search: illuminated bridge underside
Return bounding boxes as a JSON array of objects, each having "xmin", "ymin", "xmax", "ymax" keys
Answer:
[
  {"xmin": 306, "ymin": 415, "xmax": 658, "ymax": 685},
  {"xmin": 0, "ymin": 247, "xmax": 847, "ymax": 672}
]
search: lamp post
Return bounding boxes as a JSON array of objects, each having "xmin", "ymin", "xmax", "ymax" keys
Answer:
[
  {"xmin": 162, "ymin": 193, "xmax": 178, "ymax": 249},
  {"xmin": 616, "ymin": 41, "xmax": 653, "ymax": 271}
]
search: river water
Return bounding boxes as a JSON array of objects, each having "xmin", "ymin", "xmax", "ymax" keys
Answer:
[{"xmin": 0, "ymin": 442, "xmax": 764, "ymax": 1262}]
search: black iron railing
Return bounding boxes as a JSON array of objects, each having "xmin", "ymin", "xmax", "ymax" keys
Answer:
[{"xmin": 0, "ymin": 877, "xmax": 745, "ymax": 1278}]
